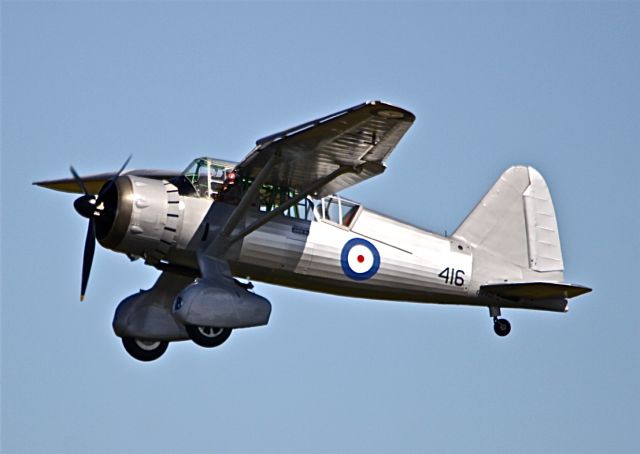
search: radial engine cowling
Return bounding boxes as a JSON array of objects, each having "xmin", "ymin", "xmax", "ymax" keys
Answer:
[
  {"xmin": 96, "ymin": 175, "xmax": 181, "ymax": 264},
  {"xmin": 172, "ymin": 279, "xmax": 272, "ymax": 329}
]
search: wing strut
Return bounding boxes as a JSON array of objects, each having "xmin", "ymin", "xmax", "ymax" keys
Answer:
[
  {"xmin": 207, "ymin": 150, "xmax": 279, "ymax": 256},
  {"xmin": 228, "ymin": 165, "xmax": 355, "ymax": 245},
  {"xmin": 206, "ymin": 162, "xmax": 356, "ymax": 257}
]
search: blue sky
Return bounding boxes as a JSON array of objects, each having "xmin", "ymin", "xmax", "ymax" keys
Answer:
[{"xmin": 2, "ymin": 1, "xmax": 639, "ymax": 453}]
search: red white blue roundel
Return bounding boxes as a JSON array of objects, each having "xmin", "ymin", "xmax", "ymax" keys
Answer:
[{"xmin": 341, "ymin": 238, "xmax": 380, "ymax": 281}]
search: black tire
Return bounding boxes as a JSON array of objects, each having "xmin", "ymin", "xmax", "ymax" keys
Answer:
[
  {"xmin": 122, "ymin": 337, "xmax": 169, "ymax": 362},
  {"xmin": 493, "ymin": 318, "xmax": 511, "ymax": 337},
  {"xmin": 186, "ymin": 325, "xmax": 232, "ymax": 348}
]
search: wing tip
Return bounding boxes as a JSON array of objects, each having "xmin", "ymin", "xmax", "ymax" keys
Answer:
[
  {"xmin": 368, "ymin": 100, "xmax": 416, "ymax": 122},
  {"xmin": 32, "ymin": 179, "xmax": 85, "ymax": 194}
]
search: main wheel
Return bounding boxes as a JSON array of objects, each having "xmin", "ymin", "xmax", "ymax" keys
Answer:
[
  {"xmin": 493, "ymin": 318, "xmax": 511, "ymax": 337},
  {"xmin": 186, "ymin": 325, "xmax": 232, "ymax": 348},
  {"xmin": 122, "ymin": 337, "xmax": 169, "ymax": 362}
]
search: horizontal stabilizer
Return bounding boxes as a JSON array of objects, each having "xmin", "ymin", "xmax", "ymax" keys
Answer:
[{"xmin": 481, "ymin": 282, "xmax": 592, "ymax": 300}]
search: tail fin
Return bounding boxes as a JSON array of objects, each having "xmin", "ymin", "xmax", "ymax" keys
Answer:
[{"xmin": 453, "ymin": 166, "xmax": 564, "ymax": 277}]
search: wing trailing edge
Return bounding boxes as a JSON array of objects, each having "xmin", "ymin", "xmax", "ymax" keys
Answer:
[{"xmin": 237, "ymin": 100, "xmax": 415, "ymax": 197}]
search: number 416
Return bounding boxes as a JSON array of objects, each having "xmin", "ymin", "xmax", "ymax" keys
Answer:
[{"xmin": 438, "ymin": 267, "xmax": 465, "ymax": 286}]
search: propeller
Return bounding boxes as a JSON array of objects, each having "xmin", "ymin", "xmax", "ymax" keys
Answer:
[{"xmin": 70, "ymin": 155, "xmax": 132, "ymax": 301}]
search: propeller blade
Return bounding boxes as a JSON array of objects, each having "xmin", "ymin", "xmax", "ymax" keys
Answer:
[
  {"xmin": 69, "ymin": 165, "xmax": 89, "ymax": 196},
  {"xmin": 71, "ymin": 157, "xmax": 131, "ymax": 301},
  {"xmin": 95, "ymin": 154, "xmax": 132, "ymax": 205},
  {"xmin": 115, "ymin": 154, "xmax": 133, "ymax": 178},
  {"xmin": 80, "ymin": 217, "xmax": 96, "ymax": 301}
]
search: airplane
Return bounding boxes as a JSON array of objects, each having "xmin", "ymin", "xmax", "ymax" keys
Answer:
[{"xmin": 35, "ymin": 101, "xmax": 591, "ymax": 362}]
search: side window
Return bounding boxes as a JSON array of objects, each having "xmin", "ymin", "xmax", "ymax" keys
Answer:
[
  {"xmin": 325, "ymin": 197, "xmax": 341, "ymax": 223},
  {"xmin": 320, "ymin": 196, "xmax": 360, "ymax": 227},
  {"xmin": 283, "ymin": 197, "xmax": 315, "ymax": 221},
  {"xmin": 341, "ymin": 200, "xmax": 359, "ymax": 227},
  {"xmin": 258, "ymin": 186, "xmax": 314, "ymax": 221},
  {"xmin": 209, "ymin": 165, "xmax": 229, "ymax": 198}
]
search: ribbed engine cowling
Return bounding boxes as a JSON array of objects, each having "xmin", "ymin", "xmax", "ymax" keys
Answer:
[{"xmin": 97, "ymin": 175, "xmax": 181, "ymax": 264}]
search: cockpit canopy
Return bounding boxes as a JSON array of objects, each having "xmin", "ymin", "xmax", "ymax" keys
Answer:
[
  {"xmin": 258, "ymin": 187, "xmax": 360, "ymax": 227},
  {"xmin": 175, "ymin": 157, "xmax": 362, "ymax": 228},
  {"xmin": 178, "ymin": 157, "xmax": 237, "ymax": 199}
]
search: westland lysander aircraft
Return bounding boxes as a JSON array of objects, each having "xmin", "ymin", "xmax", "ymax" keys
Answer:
[{"xmin": 36, "ymin": 101, "xmax": 591, "ymax": 361}]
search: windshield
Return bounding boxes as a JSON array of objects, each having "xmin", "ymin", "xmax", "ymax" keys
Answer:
[{"xmin": 180, "ymin": 157, "xmax": 237, "ymax": 198}]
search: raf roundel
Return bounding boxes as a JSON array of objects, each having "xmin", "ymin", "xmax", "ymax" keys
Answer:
[{"xmin": 341, "ymin": 238, "xmax": 381, "ymax": 281}]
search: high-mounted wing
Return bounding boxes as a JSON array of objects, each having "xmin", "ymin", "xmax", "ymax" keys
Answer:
[
  {"xmin": 33, "ymin": 169, "xmax": 183, "ymax": 194},
  {"xmin": 236, "ymin": 101, "xmax": 415, "ymax": 198}
]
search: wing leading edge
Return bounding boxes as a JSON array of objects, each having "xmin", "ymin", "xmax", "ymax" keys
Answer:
[{"xmin": 34, "ymin": 169, "xmax": 183, "ymax": 195}]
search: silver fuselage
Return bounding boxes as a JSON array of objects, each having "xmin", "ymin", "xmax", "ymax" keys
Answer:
[{"xmin": 164, "ymin": 194, "xmax": 478, "ymax": 307}]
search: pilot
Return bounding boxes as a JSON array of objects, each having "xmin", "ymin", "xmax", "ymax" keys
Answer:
[
  {"xmin": 219, "ymin": 170, "xmax": 241, "ymax": 203},
  {"xmin": 223, "ymin": 170, "xmax": 237, "ymax": 189}
]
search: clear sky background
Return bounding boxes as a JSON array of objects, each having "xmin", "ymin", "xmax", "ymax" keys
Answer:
[{"xmin": 2, "ymin": 1, "xmax": 639, "ymax": 453}]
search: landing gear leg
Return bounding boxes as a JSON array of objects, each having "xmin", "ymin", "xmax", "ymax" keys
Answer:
[{"xmin": 489, "ymin": 306, "xmax": 511, "ymax": 337}]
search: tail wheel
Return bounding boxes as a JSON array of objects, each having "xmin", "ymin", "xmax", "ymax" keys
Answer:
[
  {"xmin": 122, "ymin": 337, "xmax": 169, "ymax": 362},
  {"xmin": 186, "ymin": 325, "xmax": 232, "ymax": 348},
  {"xmin": 493, "ymin": 318, "xmax": 511, "ymax": 337}
]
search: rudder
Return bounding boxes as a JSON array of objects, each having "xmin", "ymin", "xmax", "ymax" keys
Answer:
[{"xmin": 453, "ymin": 166, "xmax": 564, "ymax": 276}]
